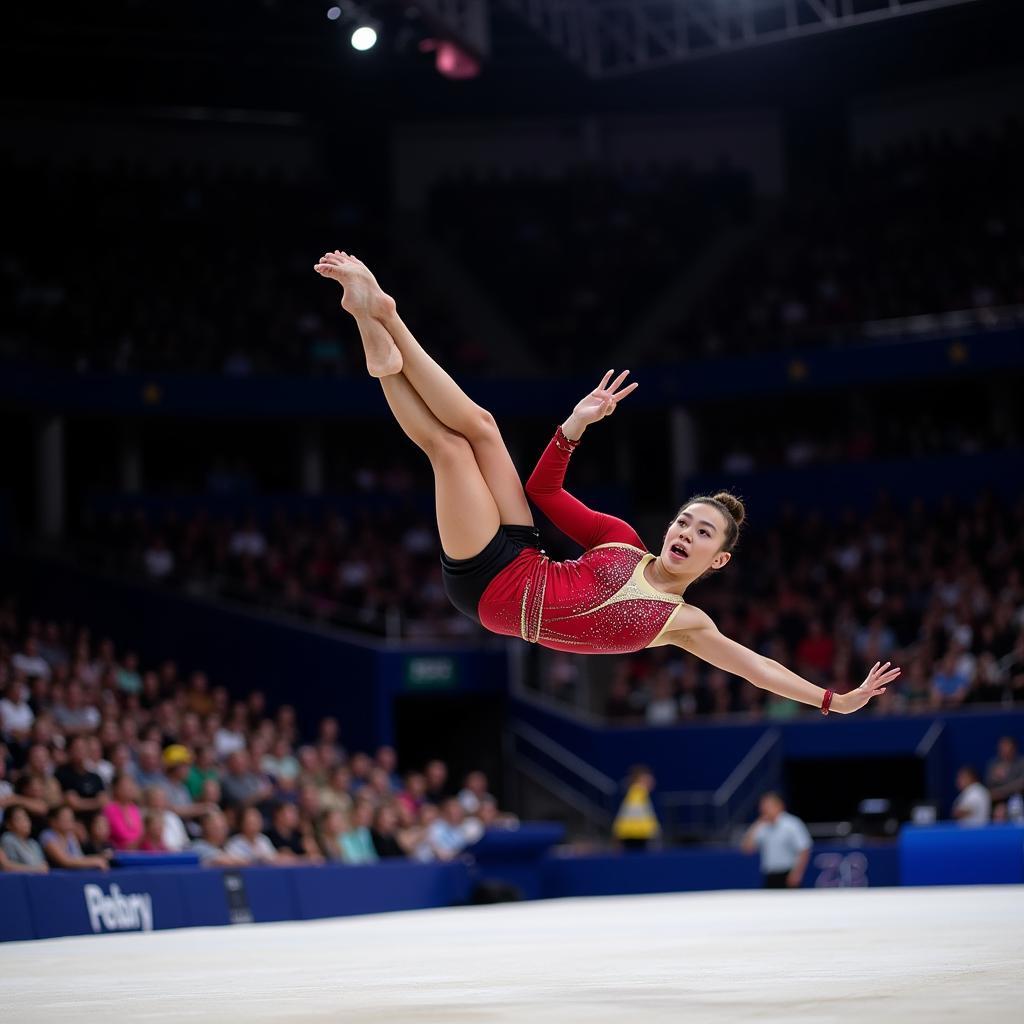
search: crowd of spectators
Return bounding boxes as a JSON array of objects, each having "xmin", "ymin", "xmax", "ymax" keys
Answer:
[
  {"xmin": 670, "ymin": 120, "xmax": 1024, "ymax": 356},
  {"xmin": 951, "ymin": 737, "xmax": 1024, "ymax": 825},
  {"xmin": 705, "ymin": 378, "xmax": 1019, "ymax": 474},
  {"xmin": 525, "ymin": 491, "xmax": 1024, "ymax": 722},
  {"xmin": 81, "ymin": 463, "xmax": 1024, "ymax": 679},
  {"xmin": 83, "ymin": 503, "xmax": 473, "ymax": 640},
  {"xmin": 0, "ymin": 605, "xmax": 513, "ymax": 873},
  {"xmin": 4, "ymin": 126, "xmax": 1020, "ymax": 380},
  {"xmin": 429, "ymin": 163, "xmax": 752, "ymax": 371},
  {"xmin": 1, "ymin": 159, "xmax": 483, "ymax": 377}
]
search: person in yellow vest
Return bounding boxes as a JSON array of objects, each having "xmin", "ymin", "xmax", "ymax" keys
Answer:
[{"xmin": 612, "ymin": 765, "xmax": 660, "ymax": 851}]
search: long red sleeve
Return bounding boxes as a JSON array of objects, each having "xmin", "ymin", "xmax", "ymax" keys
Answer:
[{"xmin": 525, "ymin": 430, "xmax": 644, "ymax": 551}]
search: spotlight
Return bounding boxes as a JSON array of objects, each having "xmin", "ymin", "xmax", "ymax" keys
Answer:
[
  {"xmin": 420, "ymin": 38, "xmax": 480, "ymax": 80},
  {"xmin": 326, "ymin": 6, "xmax": 342, "ymax": 20},
  {"xmin": 350, "ymin": 25, "xmax": 378, "ymax": 51}
]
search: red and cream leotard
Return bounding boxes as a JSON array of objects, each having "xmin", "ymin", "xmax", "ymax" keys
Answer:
[{"xmin": 476, "ymin": 429, "xmax": 684, "ymax": 654}]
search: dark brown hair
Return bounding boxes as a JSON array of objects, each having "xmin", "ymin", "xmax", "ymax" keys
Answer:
[{"xmin": 678, "ymin": 491, "xmax": 745, "ymax": 552}]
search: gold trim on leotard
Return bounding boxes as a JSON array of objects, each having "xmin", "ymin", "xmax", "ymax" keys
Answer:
[
  {"xmin": 518, "ymin": 554, "xmax": 550, "ymax": 644},
  {"xmin": 588, "ymin": 542, "xmax": 647, "ymax": 555},
  {"xmin": 647, "ymin": 604, "xmax": 687, "ymax": 648},
  {"xmin": 544, "ymin": 553, "xmax": 683, "ymax": 625}
]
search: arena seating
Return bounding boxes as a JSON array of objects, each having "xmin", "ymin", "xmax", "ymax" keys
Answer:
[
  {"xmin": 427, "ymin": 163, "xmax": 753, "ymax": 370},
  {"xmin": 74, "ymin": 486, "xmax": 1024, "ymax": 718},
  {"xmin": 0, "ymin": 160, "xmax": 483, "ymax": 375},
  {"xmin": 3, "ymin": 123, "xmax": 1020, "ymax": 380},
  {"xmin": 0, "ymin": 601, "xmax": 514, "ymax": 884},
  {"xmin": 588, "ymin": 490, "xmax": 1024, "ymax": 721},
  {"xmin": 666, "ymin": 121, "xmax": 1024, "ymax": 356}
]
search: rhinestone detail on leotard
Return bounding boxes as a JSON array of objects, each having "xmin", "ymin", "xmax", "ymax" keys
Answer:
[{"xmin": 488, "ymin": 544, "xmax": 684, "ymax": 655}]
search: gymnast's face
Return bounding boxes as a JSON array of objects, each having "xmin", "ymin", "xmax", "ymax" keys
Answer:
[{"xmin": 660, "ymin": 503, "xmax": 732, "ymax": 579}]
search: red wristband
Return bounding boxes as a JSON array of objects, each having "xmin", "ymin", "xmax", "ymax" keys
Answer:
[
  {"xmin": 821, "ymin": 689, "xmax": 834, "ymax": 715},
  {"xmin": 554, "ymin": 426, "xmax": 581, "ymax": 452}
]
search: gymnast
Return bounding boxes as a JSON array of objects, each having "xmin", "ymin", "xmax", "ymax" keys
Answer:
[{"xmin": 314, "ymin": 251, "xmax": 899, "ymax": 715}]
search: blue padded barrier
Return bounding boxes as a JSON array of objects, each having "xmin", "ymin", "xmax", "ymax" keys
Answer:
[
  {"xmin": 542, "ymin": 849, "xmax": 761, "ymax": 898},
  {"xmin": 22, "ymin": 869, "xmax": 191, "ymax": 940},
  {"xmin": 805, "ymin": 843, "xmax": 900, "ymax": 888},
  {"xmin": 0, "ymin": 832, "xmax": 997, "ymax": 945},
  {"xmin": 899, "ymin": 824, "xmax": 1024, "ymax": 886},
  {"xmin": 232, "ymin": 866, "xmax": 299, "ymax": 923},
  {"xmin": 0, "ymin": 874, "xmax": 36, "ymax": 942},
  {"xmin": 113, "ymin": 851, "xmax": 201, "ymax": 869},
  {"xmin": 470, "ymin": 823, "xmax": 567, "ymax": 900},
  {"xmin": 289, "ymin": 861, "xmax": 471, "ymax": 920},
  {"xmin": 0, "ymin": 861, "xmax": 472, "ymax": 942},
  {"xmin": 540, "ymin": 843, "xmax": 901, "ymax": 899}
]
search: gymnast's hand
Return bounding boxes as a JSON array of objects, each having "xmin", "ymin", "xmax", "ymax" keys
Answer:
[
  {"xmin": 563, "ymin": 370, "xmax": 639, "ymax": 439},
  {"xmin": 834, "ymin": 661, "xmax": 901, "ymax": 714}
]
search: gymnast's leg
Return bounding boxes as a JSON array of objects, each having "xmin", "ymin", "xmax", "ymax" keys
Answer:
[
  {"xmin": 315, "ymin": 251, "xmax": 534, "ymax": 529},
  {"xmin": 377, "ymin": 369, "xmax": 502, "ymax": 561}
]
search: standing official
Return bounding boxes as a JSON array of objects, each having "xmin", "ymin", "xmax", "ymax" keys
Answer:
[{"xmin": 742, "ymin": 792, "xmax": 812, "ymax": 889}]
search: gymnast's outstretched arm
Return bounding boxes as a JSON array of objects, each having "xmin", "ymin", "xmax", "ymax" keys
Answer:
[
  {"xmin": 666, "ymin": 607, "xmax": 900, "ymax": 714},
  {"xmin": 525, "ymin": 370, "xmax": 641, "ymax": 550}
]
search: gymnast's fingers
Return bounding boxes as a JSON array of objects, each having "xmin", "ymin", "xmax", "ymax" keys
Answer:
[
  {"xmin": 598, "ymin": 369, "xmax": 614, "ymax": 390},
  {"xmin": 609, "ymin": 369, "xmax": 630, "ymax": 392},
  {"xmin": 613, "ymin": 381, "xmax": 639, "ymax": 401}
]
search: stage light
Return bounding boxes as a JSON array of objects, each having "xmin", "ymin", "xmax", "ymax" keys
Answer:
[
  {"xmin": 327, "ymin": 6, "xmax": 342, "ymax": 21},
  {"xmin": 350, "ymin": 25, "xmax": 378, "ymax": 51},
  {"xmin": 420, "ymin": 38, "xmax": 480, "ymax": 80}
]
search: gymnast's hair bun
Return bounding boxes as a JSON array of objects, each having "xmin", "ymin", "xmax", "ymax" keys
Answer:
[{"xmin": 712, "ymin": 491, "xmax": 746, "ymax": 528}]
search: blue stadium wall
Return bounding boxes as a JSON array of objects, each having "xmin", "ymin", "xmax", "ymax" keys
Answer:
[
  {"xmin": 511, "ymin": 699, "xmax": 1024, "ymax": 817},
  {"xmin": 3, "ymin": 826, "xmax": 1022, "ymax": 943},
  {"xmin": 3, "ymin": 327, "xmax": 1020, "ymax": 417}
]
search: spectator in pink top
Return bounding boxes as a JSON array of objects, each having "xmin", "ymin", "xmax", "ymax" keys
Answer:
[
  {"xmin": 103, "ymin": 773, "xmax": 144, "ymax": 850},
  {"xmin": 397, "ymin": 772, "xmax": 426, "ymax": 817}
]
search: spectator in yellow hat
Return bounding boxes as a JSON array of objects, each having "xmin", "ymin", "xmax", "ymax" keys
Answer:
[{"xmin": 161, "ymin": 745, "xmax": 213, "ymax": 828}]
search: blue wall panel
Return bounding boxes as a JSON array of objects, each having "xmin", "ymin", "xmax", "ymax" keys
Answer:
[
  {"xmin": 512, "ymin": 699, "xmax": 1024, "ymax": 817},
  {"xmin": 236, "ymin": 867, "xmax": 301, "ymax": 923},
  {"xmin": 805, "ymin": 844, "xmax": 900, "ymax": 888},
  {"xmin": 542, "ymin": 850, "xmax": 762, "ymax": 898},
  {"xmin": 3, "ymin": 328, "xmax": 1020, "ymax": 417},
  {"xmin": 289, "ymin": 861, "xmax": 468, "ymax": 920},
  {"xmin": 542, "ymin": 843, "xmax": 900, "ymax": 899},
  {"xmin": 900, "ymin": 825, "xmax": 1024, "ymax": 886},
  {"xmin": 0, "ymin": 876, "xmax": 36, "ymax": 941},
  {"xmin": 22, "ymin": 870, "xmax": 190, "ymax": 940},
  {"xmin": 2, "ymin": 832, "xmax": 1015, "ymax": 946},
  {"xmin": 175, "ymin": 868, "xmax": 231, "ymax": 927},
  {"xmin": 0, "ymin": 863, "xmax": 473, "ymax": 943}
]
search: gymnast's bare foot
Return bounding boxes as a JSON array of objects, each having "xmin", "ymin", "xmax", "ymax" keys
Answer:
[
  {"xmin": 315, "ymin": 252, "xmax": 394, "ymax": 317},
  {"xmin": 314, "ymin": 251, "xmax": 402, "ymax": 376}
]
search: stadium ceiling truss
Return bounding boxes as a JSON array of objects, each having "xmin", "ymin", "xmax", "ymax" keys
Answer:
[{"xmin": 421, "ymin": 0, "xmax": 983, "ymax": 78}]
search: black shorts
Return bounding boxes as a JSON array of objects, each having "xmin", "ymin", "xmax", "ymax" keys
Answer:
[{"xmin": 441, "ymin": 524, "xmax": 542, "ymax": 623}]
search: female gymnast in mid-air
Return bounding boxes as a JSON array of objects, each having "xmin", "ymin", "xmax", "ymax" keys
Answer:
[{"xmin": 315, "ymin": 251, "xmax": 899, "ymax": 715}]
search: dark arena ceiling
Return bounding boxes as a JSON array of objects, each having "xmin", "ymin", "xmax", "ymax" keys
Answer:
[{"xmin": 0, "ymin": 0, "xmax": 1019, "ymax": 120}]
